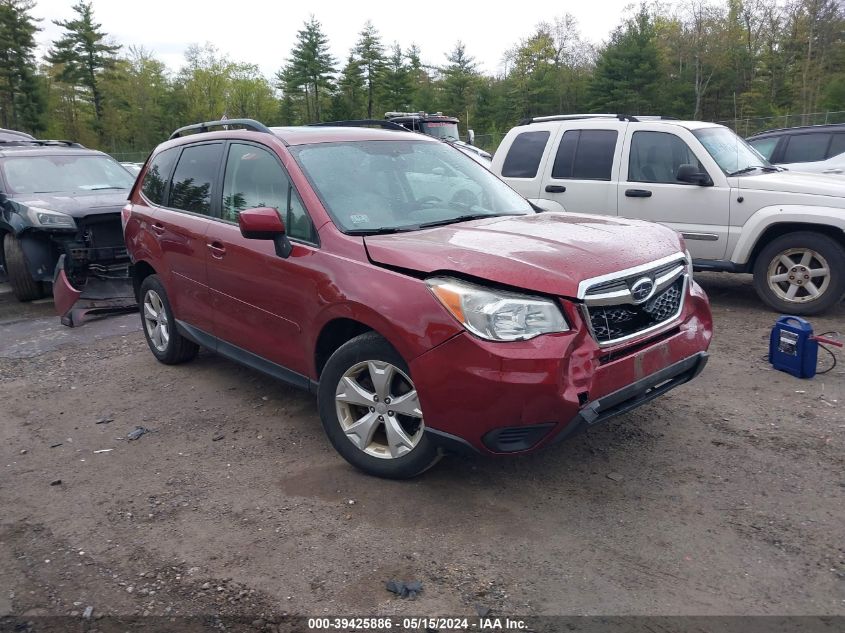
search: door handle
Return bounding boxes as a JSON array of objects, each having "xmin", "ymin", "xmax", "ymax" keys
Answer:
[
  {"xmin": 822, "ymin": 168, "xmax": 843, "ymax": 174},
  {"xmin": 206, "ymin": 242, "xmax": 226, "ymax": 258},
  {"xmin": 545, "ymin": 184, "xmax": 566, "ymax": 193},
  {"xmin": 625, "ymin": 189, "xmax": 653, "ymax": 198},
  {"xmin": 151, "ymin": 223, "xmax": 165, "ymax": 235}
]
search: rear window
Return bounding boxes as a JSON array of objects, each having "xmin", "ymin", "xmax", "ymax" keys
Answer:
[
  {"xmin": 140, "ymin": 147, "xmax": 179, "ymax": 206},
  {"xmin": 552, "ymin": 130, "xmax": 618, "ymax": 180},
  {"xmin": 501, "ymin": 131, "xmax": 550, "ymax": 178},
  {"xmin": 782, "ymin": 133, "xmax": 830, "ymax": 163},
  {"xmin": 168, "ymin": 143, "xmax": 223, "ymax": 215}
]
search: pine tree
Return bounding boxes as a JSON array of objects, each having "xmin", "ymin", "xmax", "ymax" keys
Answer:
[
  {"xmin": 0, "ymin": 0, "xmax": 45, "ymax": 132},
  {"xmin": 441, "ymin": 41, "xmax": 480, "ymax": 130},
  {"xmin": 45, "ymin": 1, "xmax": 120, "ymax": 134},
  {"xmin": 381, "ymin": 43, "xmax": 411, "ymax": 112},
  {"xmin": 355, "ymin": 21, "xmax": 386, "ymax": 118},
  {"xmin": 284, "ymin": 15, "xmax": 335, "ymax": 122},
  {"xmin": 330, "ymin": 53, "xmax": 366, "ymax": 120},
  {"xmin": 587, "ymin": 6, "xmax": 662, "ymax": 114}
]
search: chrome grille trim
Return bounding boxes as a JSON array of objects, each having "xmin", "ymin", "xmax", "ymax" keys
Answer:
[{"xmin": 578, "ymin": 253, "xmax": 689, "ymax": 348}]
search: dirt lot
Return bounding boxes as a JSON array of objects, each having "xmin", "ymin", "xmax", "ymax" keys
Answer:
[{"xmin": 0, "ymin": 274, "xmax": 843, "ymax": 625}]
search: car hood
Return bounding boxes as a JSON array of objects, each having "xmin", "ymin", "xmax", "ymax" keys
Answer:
[
  {"xmin": 737, "ymin": 170, "xmax": 845, "ymax": 199},
  {"xmin": 9, "ymin": 190, "xmax": 130, "ymax": 218},
  {"xmin": 364, "ymin": 212, "xmax": 684, "ymax": 298}
]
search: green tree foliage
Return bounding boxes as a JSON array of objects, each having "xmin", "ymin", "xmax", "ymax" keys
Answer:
[
  {"xmin": 588, "ymin": 5, "xmax": 662, "ymax": 114},
  {"xmin": 355, "ymin": 21, "xmax": 386, "ymax": 118},
  {"xmin": 280, "ymin": 15, "xmax": 335, "ymax": 122},
  {"xmin": 440, "ymin": 41, "xmax": 480, "ymax": 133},
  {"xmin": 0, "ymin": 0, "xmax": 45, "ymax": 133},
  {"xmin": 381, "ymin": 43, "xmax": 412, "ymax": 112},
  {"xmin": 45, "ymin": 1, "xmax": 119, "ymax": 135},
  {"xmin": 330, "ymin": 53, "xmax": 366, "ymax": 120}
]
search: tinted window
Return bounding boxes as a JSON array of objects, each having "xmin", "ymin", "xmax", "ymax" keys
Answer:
[
  {"xmin": 828, "ymin": 134, "xmax": 845, "ymax": 158},
  {"xmin": 168, "ymin": 143, "xmax": 223, "ymax": 215},
  {"xmin": 552, "ymin": 130, "xmax": 617, "ymax": 180},
  {"xmin": 501, "ymin": 131, "xmax": 550, "ymax": 178},
  {"xmin": 222, "ymin": 143, "xmax": 315, "ymax": 242},
  {"xmin": 629, "ymin": 131, "xmax": 705, "ymax": 183},
  {"xmin": 748, "ymin": 137, "xmax": 779, "ymax": 161},
  {"xmin": 782, "ymin": 133, "xmax": 830, "ymax": 163},
  {"xmin": 141, "ymin": 147, "xmax": 179, "ymax": 205}
]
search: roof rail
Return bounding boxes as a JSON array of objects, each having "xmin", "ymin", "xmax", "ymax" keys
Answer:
[
  {"xmin": 306, "ymin": 119, "xmax": 408, "ymax": 131},
  {"xmin": 169, "ymin": 118, "xmax": 272, "ymax": 140},
  {"xmin": 518, "ymin": 113, "xmax": 679, "ymax": 125},
  {"xmin": 0, "ymin": 139, "xmax": 85, "ymax": 148}
]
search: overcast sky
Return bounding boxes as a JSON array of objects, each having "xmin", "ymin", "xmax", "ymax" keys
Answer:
[{"xmin": 31, "ymin": 0, "xmax": 638, "ymax": 78}]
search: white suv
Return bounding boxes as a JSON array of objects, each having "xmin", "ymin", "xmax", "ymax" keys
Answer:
[{"xmin": 492, "ymin": 114, "xmax": 845, "ymax": 314}]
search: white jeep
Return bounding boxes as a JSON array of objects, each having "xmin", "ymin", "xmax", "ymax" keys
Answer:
[{"xmin": 492, "ymin": 114, "xmax": 845, "ymax": 314}]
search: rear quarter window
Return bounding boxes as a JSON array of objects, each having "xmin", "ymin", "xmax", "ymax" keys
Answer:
[
  {"xmin": 501, "ymin": 131, "xmax": 550, "ymax": 178},
  {"xmin": 141, "ymin": 147, "xmax": 180, "ymax": 205}
]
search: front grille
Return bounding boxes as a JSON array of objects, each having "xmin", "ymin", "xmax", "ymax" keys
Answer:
[
  {"xmin": 589, "ymin": 278, "xmax": 684, "ymax": 342},
  {"xmin": 580, "ymin": 254, "xmax": 688, "ymax": 346}
]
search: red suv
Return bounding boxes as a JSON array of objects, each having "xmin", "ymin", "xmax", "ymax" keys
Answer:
[{"xmin": 117, "ymin": 118, "xmax": 712, "ymax": 478}]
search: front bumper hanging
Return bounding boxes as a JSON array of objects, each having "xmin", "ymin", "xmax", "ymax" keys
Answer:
[{"xmin": 53, "ymin": 254, "xmax": 137, "ymax": 327}]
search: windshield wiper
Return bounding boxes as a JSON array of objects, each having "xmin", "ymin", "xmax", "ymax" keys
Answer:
[
  {"xmin": 87, "ymin": 186, "xmax": 126, "ymax": 190},
  {"xmin": 417, "ymin": 213, "xmax": 520, "ymax": 229},
  {"xmin": 728, "ymin": 165, "xmax": 764, "ymax": 176},
  {"xmin": 344, "ymin": 225, "xmax": 419, "ymax": 235}
]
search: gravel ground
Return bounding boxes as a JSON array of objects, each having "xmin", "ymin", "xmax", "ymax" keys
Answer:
[{"xmin": 0, "ymin": 274, "xmax": 843, "ymax": 626}]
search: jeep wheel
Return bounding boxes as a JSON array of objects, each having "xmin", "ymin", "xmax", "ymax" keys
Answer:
[
  {"xmin": 317, "ymin": 332, "xmax": 440, "ymax": 479},
  {"xmin": 753, "ymin": 232, "xmax": 845, "ymax": 315},
  {"xmin": 139, "ymin": 274, "xmax": 198, "ymax": 364},
  {"xmin": 3, "ymin": 233, "xmax": 46, "ymax": 302}
]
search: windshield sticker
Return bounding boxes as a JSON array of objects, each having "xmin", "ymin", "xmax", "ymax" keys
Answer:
[{"xmin": 350, "ymin": 214, "xmax": 370, "ymax": 225}]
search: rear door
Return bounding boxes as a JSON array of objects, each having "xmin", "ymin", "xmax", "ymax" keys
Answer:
[
  {"xmin": 540, "ymin": 124, "xmax": 623, "ymax": 215},
  {"xmin": 204, "ymin": 142, "xmax": 320, "ymax": 378},
  {"xmin": 150, "ymin": 142, "xmax": 223, "ymax": 335},
  {"xmin": 617, "ymin": 125, "xmax": 731, "ymax": 260}
]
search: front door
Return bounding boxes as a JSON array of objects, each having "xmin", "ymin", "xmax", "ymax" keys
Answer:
[
  {"xmin": 617, "ymin": 127, "xmax": 731, "ymax": 260},
  {"xmin": 205, "ymin": 142, "xmax": 320, "ymax": 377}
]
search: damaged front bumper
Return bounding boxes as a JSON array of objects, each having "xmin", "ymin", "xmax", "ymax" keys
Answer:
[{"xmin": 53, "ymin": 252, "xmax": 136, "ymax": 327}]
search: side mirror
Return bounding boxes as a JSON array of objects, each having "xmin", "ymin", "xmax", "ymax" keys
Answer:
[
  {"xmin": 467, "ymin": 129, "xmax": 475, "ymax": 146},
  {"xmin": 237, "ymin": 207, "xmax": 292, "ymax": 258},
  {"xmin": 677, "ymin": 164, "xmax": 713, "ymax": 186}
]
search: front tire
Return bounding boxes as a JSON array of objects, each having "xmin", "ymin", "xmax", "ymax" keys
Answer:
[
  {"xmin": 317, "ymin": 332, "xmax": 440, "ymax": 479},
  {"xmin": 753, "ymin": 232, "xmax": 845, "ymax": 315},
  {"xmin": 139, "ymin": 274, "xmax": 198, "ymax": 364},
  {"xmin": 3, "ymin": 233, "xmax": 46, "ymax": 302}
]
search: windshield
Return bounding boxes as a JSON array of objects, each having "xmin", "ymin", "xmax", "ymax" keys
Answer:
[
  {"xmin": 692, "ymin": 127, "xmax": 772, "ymax": 175},
  {"xmin": 0, "ymin": 154, "xmax": 134, "ymax": 194},
  {"xmin": 290, "ymin": 140, "xmax": 533, "ymax": 233},
  {"xmin": 421, "ymin": 121, "xmax": 460, "ymax": 140}
]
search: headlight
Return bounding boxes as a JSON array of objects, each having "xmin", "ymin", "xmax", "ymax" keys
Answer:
[
  {"xmin": 685, "ymin": 249, "xmax": 694, "ymax": 278},
  {"xmin": 25, "ymin": 206, "xmax": 76, "ymax": 229},
  {"xmin": 426, "ymin": 276, "xmax": 569, "ymax": 341}
]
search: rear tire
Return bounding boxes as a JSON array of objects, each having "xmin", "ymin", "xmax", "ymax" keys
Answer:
[
  {"xmin": 139, "ymin": 274, "xmax": 198, "ymax": 364},
  {"xmin": 3, "ymin": 233, "xmax": 46, "ymax": 302},
  {"xmin": 317, "ymin": 332, "xmax": 441, "ymax": 479},
  {"xmin": 752, "ymin": 232, "xmax": 845, "ymax": 315}
]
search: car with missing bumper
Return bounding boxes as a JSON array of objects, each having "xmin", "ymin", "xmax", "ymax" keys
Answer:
[
  {"xmin": 0, "ymin": 136, "xmax": 136, "ymax": 323},
  {"xmin": 123, "ymin": 118, "xmax": 712, "ymax": 478}
]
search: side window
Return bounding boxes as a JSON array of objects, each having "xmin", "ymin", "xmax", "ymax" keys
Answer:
[
  {"xmin": 748, "ymin": 137, "xmax": 779, "ymax": 161},
  {"xmin": 140, "ymin": 147, "xmax": 179, "ymax": 205},
  {"xmin": 629, "ymin": 131, "xmax": 705, "ymax": 184},
  {"xmin": 782, "ymin": 133, "xmax": 830, "ymax": 163},
  {"xmin": 501, "ymin": 131, "xmax": 550, "ymax": 178},
  {"xmin": 827, "ymin": 133, "xmax": 845, "ymax": 159},
  {"xmin": 222, "ymin": 143, "xmax": 315, "ymax": 243},
  {"xmin": 168, "ymin": 143, "xmax": 223, "ymax": 215},
  {"xmin": 552, "ymin": 129, "xmax": 617, "ymax": 180}
]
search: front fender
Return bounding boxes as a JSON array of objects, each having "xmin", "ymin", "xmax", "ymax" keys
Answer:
[{"xmin": 730, "ymin": 204, "xmax": 845, "ymax": 264}]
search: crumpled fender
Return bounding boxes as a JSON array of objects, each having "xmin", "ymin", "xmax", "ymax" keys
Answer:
[{"xmin": 730, "ymin": 204, "xmax": 845, "ymax": 264}]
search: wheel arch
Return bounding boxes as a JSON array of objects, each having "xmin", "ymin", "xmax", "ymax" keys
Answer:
[
  {"xmin": 132, "ymin": 260, "xmax": 158, "ymax": 302},
  {"xmin": 746, "ymin": 222, "xmax": 845, "ymax": 270}
]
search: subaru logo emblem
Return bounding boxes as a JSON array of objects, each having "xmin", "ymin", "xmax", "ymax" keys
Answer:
[{"xmin": 630, "ymin": 277, "xmax": 655, "ymax": 304}]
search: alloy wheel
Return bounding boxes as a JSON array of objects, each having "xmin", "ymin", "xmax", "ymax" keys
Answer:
[
  {"xmin": 766, "ymin": 248, "xmax": 831, "ymax": 304},
  {"xmin": 334, "ymin": 360, "xmax": 424, "ymax": 459},
  {"xmin": 143, "ymin": 289, "xmax": 170, "ymax": 352}
]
